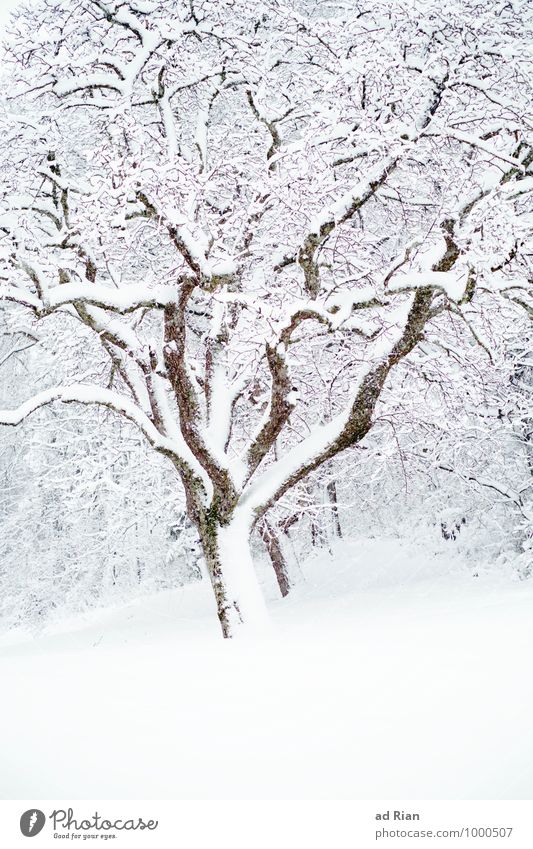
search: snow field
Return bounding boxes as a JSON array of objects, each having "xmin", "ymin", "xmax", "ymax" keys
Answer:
[{"xmin": 1, "ymin": 538, "xmax": 532, "ymax": 800}]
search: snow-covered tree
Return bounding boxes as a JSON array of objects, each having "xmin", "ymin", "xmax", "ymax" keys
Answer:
[{"xmin": 0, "ymin": 0, "xmax": 531, "ymax": 636}]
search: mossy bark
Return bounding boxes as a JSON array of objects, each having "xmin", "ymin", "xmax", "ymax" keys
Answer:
[
  {"xmin": 197, "ymin": 517, "xmax": 241, "ymax": 638},
  {"xmin": 196, "ymin": 508, "xmax": 269, "ymax": 638}
]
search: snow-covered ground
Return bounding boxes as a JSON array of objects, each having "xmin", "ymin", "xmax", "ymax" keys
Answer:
[{"xmin": 1, "ymin": 538, "xmax": 532, "ymax": 800}]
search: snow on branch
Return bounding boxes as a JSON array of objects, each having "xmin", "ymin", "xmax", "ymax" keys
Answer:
[
  {"xmin": 297, "ymin": 156, "xmax": 397, "ymax": 298},
  {"xmin": 45, "ymin": 282, "xmax": 183, "ymax": 313},
  {"xmin": 0, "ymin": 281, "xmax": 185, "ymax": 314},
  {"xmin": 0, "ymin": 285, "xmax": 41, "ymax": 311},
  {"xmin": 437, "ymin": 464, "xmax": 525, "ymax": 512},
  {"xmin": 54, "ymin": 75, "xmax": 125, "ymax": 98},
  {"xmin": 432, "ymin": 129, "xmax": 526, "ymax": 170},
  {"xmin": 388, "ymin": 271, "xmax": 467, "ymax": 302},
  {"xmin": 239, "ymin": 296, "xmax": 422, "ymax": 516},
  {"xmin": 307, "ymin": 157, "xmax": 398, "ymax": 239},
  {"xmin": 131, "ymin": 192, "xmax": 236, "ymax": 286},
  {"xmin": 0, "ymin": 383, "xmax": 201, "ymax": 475},
  {"xmin": 242, "ymin": 289, "xmax": 385, "ymax": 482}
]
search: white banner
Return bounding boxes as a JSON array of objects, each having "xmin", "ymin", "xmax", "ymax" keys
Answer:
[{"xmin": 1, "ymin": 800, "xmax": 533, "ymax": 848}]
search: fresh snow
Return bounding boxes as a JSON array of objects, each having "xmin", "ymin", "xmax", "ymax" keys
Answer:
[{"xmin": 0, "ymin": 537, "xmax": 532, "ymax": 800}]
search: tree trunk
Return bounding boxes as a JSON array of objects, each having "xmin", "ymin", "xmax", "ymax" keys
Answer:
[
  {"xmin": 327, "ymin": 480, "xmax": 342, "ymax": 539},
  {"xmin": 197, "ymin": 511, "xmax": 270, "ymax": 638},
  {"xmin": 260, "ymin": 519, "xmax": 291, "ymax": 597}
]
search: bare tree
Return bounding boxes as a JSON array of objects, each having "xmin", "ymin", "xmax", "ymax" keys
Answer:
[{"xmin": 0, "ymin": 0, "xmax": 530, "ymax": 635}]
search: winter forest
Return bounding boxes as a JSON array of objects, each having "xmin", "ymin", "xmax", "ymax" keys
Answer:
[{"xmin": 0, "ymin": 0, "xmax": 532, "ymax": 800}]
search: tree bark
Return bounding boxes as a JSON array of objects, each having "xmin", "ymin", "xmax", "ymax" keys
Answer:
[
  {"xmin": 260, "ymin": 519, "xmax": 291, "ymax": 598},
  {"xmin": 197, "ymin": 511, "xmax": 270, "ymax": 638}
]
